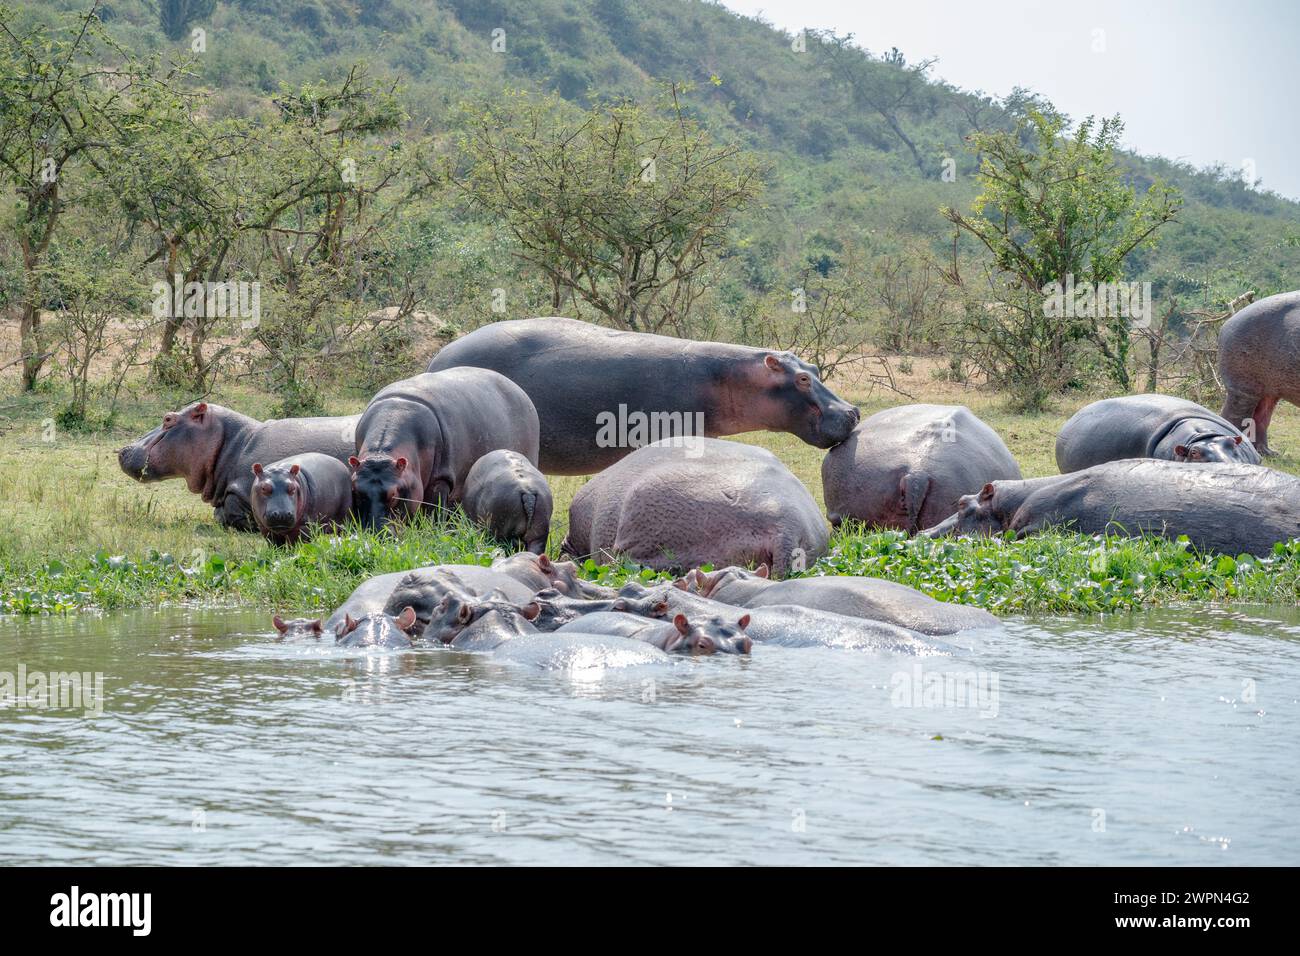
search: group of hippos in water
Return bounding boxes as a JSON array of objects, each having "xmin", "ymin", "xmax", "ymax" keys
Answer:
[{"xmin": 113, "ymin": 291, "xmax": 1300, "ymax": 661}]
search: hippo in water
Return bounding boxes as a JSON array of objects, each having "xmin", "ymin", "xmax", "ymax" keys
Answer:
[
  {"xmin": 1218, "ymin": 290, "xmax": 1300, "ymax": 456},
  {"xmin": 249, "ymin": 453, "xmax": 354, "ymax": 545},
  {"xmin": 335, "ymin": 607, "xmax": 418, "ymax": 648},
  {"xmin": 920, "ymin": 459, "xmax": 1300, "ymax": 556},
  {"xmin": 461, "ymin": 450, "xmax": 553, "ymax": 554},
  {"xmin": 426, "ymin": 316, "xmax": 860, "ymax": 475},
  {"xmin": 685, "ymin": 564, "xmax": 997, "ymax": 636},
  {"xmin": 325, "ymin": 563, "xmax": 538, "ymax": 635},
  {"xmin": 350, "ymin": 369, "xmax": 540, "ymax": 529},
  {"xmin": 271, "ymin": 615, "xmax": 324, "ymax": 641},
  {"xmin": 116, "ymin": 402, "xmax": 358, "ymax": 530},
  {"xmin": 562, "ymin": 437, "xmax": 829, "ymax": 576},
  {"xmin": 490, "ymin": 552, "xmax": 585, "ymax": 596},
  {"xmin": 1056, "ymin": 394, "xmax": 1259, "ymax": 472},
  {"xmin": 556, "ymin": 611, "xmax": 753, "ymax": 655},
  {"xmin": 821, "ymin": 404, "xmax": 1022, "ymax": 532},
  {"xmin": 528, "ymin": 588, "xmax": 669, "ymax": 631}
]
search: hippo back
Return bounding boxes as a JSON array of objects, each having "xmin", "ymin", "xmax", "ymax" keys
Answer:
[{"xmin": 1055, "ymin": 395, "xmax": 1255, "ymax": 472}]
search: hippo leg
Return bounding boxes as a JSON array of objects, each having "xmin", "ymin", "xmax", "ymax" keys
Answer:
[
  {"xmin": 1252, "ymin": 396, "xmax": 1280, "ymax": 456},
  {"xmin": 1222, "ymin": 390, "xmax": 1273, "ymax": 456}
]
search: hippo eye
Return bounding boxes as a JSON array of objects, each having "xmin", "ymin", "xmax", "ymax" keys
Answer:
[
  {"xmin": 796, "ymin": 373, "xmax": 811, "ymax": 388},
  {"xmin": 162, "ymin": 414, "xmax": 177, "ymax": 428},
  {"xmin": 259, "ymin": 483, "xmax": 273, "ymax": 496},
  {"xmin": 287, "ymin": 483, "xmax": 298, "ymax": 495}
]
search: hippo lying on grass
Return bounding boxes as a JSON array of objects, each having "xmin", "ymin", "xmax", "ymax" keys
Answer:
[
  {"xmin": 562, "ymin": 437, "xmax": 829, "ymax": 575},
  {"xmin": 920, "ymin": 459, "xmax": 1300, "ymax": 556},
  {"xmin": 1218, "ymin": 290, "xmax": 1300, "ymax": 456},
  {"xmin": 685, "ymin": 565, "xmax": 997, "ymax": 636},
  {"xmin": 117, "ymin": 402, "xmax": 358, "ymax": 530},
  {"xmin": 250, "ymin": 453, "xmax": 353, "ymax": 545},
  {"xmin": 426, "ymin": 316, "xmax": 860, "ymax": 474},
  {"xmin": 462, "ymin": 450, "xmax": 553, "ymax": 554},
  {"xmin": 350, "ymin": 368, "xmax": 539, "ymax": 530},
  {"xmin": 622, "ymin": 581, "xmax": 944, "ymax": 655},
  {"xmin": 821, "ymin": 404, "xmax": 1021, "ymax": 532},
  {"xmin": 1056, "ymin": 394, "xmax": 1259, "ymax": 472}
]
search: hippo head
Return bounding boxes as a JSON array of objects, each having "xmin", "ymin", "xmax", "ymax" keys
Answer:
[
  {"xmin": 920, "ymin": 483, "xmax": 1007, "ymax": 538},
  {"xmin": 271, "ymin": 615, "xmax": 324, "ymax": 641},
  {"xmin": 383, "ymin": 571, "xmax": 471, "ymax": 633},
  {"xmin": 748, "ymin": 352, "xmax": 859, "ymax": 449},
  {"xmin": 349, "ymin": 454, "xmax": 419, "ymax": 530},
  {"xmin": 664, "ymin": 613, "xmax": 753, "ymax": 655},
  {"xmin": 1174, "ymin": 434, "xmax": 1259, "ymax": 464},
  {"xmin": 424, "ymin": 591, "xmax": 539, "ymax": 644},
  {"xmin": 529, "ymin": 588, "xmax": 670, "ymax": 630},
  {"xmin": 251, "ymin": 462, "xmax": 304, "ymax": 537},
  {"xmin": 117, "ymin": 402, "xmax": 223, "ymax": 492},
  {"xmin": 335, "ymin": 606, "xmax": 418, "ymax": 647},
  {"xmin": 684, "ymin": 564, "xmax": 768, "ymax": 598},
  {"xmin": 493, "ymin": 552, "xmax": 583, "ymax": 595}
]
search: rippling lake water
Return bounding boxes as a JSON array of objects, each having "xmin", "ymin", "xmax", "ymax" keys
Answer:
[{"xmin": 1, "ymin": 604, "xmax": 1297, "ymax": 865}]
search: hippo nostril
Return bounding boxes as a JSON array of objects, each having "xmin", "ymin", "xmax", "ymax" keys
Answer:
[{"xmin": 738, "ymin": 637, "xmax": 753, "ymax": 654}]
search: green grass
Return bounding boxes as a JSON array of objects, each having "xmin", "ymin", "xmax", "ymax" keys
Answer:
[{"xmin": 3, "ymin": 371, "xmax": 1300, "ymax": 618}]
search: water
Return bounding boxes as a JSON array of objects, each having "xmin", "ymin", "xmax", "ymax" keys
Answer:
[{"xmin": 1, "ymin": 604, "xmax": 1298, "ymax": 865}]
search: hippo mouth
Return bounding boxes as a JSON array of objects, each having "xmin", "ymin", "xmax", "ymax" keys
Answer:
[
  {"xmin": 918, "ymin": 514, "xmax": 960, "ymax": 538},
  {"xmin": 117, "ymin": 432, "xmax": 165, "ymax": 482}
]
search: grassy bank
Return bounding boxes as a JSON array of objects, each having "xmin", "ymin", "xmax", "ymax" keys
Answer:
[{"xmin": 3, "ymin": 364, "xmax": 1300, "ymax": 618}]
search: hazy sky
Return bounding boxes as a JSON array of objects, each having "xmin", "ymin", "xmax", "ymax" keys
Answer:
[{"xmin": 721, "ymin": 0, "xmax": 1300, "ymax": 201}]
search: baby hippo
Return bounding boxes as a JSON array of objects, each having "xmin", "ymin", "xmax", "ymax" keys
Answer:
[
  {"xmin": 462, "ymin": 450, "xmax": 554, "ymax": 554},
  {"xmin": 250, "ymin": 453, "xmax": 353, "ymax": 545},
  {"xmin": 424, "ymin": 591, "xmax": 541, "ymax": 647},
  {"xmin": 556, "ymin": 611, "xmax": 752, "ymax": 655},
  {"xmin": 336, "ymin": 607, "xmax": 417, "ymax": 648},
  {"xmin": 271, "ymin": 615, "xmax": 324, "ymax": 641},
  {"xmin": 528, "ymin": 588, "xmax": 669, "ymax": 631}
]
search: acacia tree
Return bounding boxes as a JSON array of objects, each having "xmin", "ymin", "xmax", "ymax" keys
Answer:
[
  {"xmin": 453, "ymin": 84, "xmax": 764, "ymax": 334},
  {"xmin": 940, "ymin": 110, "xmax": 1181, "ymax": 407}
]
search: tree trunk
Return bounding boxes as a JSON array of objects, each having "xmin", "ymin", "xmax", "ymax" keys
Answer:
[{"xmin": 19, "ymin": 302, "xmax": 44, "ymax": 391}]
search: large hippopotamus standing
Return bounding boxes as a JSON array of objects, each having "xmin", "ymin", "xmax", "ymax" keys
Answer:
[
  {"xmin": 1056, "ymin": 394, "xmax": 1260, "ymax": 472},
  {"xmin": 116, "ymin": 402, "xmax": 358, "ymax": 530},
  {"xmin": 921, "ymin": 459, "xmax": 1300, "ymax": 556},
  {"xmin": 350, "ymin": 368, "xmax": 540, "ymax": 529},
  {"xmin": 562, "ymin": 436, "xmax": 829, "ymax": 576},
  {"xmin": 426, "ymin": 316, "xmax": 860, "ymax": 475},
  {"xmin": 820, "ymin": 404, "xmax": 1021, "ymax": 532},
  {"xmin": 1218, "ymin": 290, "xmax": 1300, "ymax": 455}
]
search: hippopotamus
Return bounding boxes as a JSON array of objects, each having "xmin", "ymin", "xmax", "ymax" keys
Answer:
[
  {"xmin": 555, "ymin": 611, "xmax": 753, "ymax": 655},
  {"xmin": 821, "ymin": 404, "xmax": 1022, "ymax": 532},
  {"xmin": 528, "ymin": 588, "xmax": 669, "ymax": 631},
  {"xmin": 490, "ymin": 552, "xmax": 585, "ymax": 595},
  {"xmin": 1056, "ymin": 394, "xmax": 1260, "ymax": 472},
  {"xmin": 920, "ymin": 459, "xmax": 1300, "ymax": 556},
  {"xmin": 686, "ymin": 565, "xmax": 997, "ymax": 636},
  {"xmin": 271, "ymin": 615, "xmax": 324, "ymax": 641},
  {"xmin": 1218, "ymin": 290, "xmax": 1300, "ymax": 456},
  {"xmin": 426, "ymin": 316, "xmax": 860, "ymax": 475},
  {"xmin": 325, "ymin": 563, "xmax": 537, "ymax": 635},
  {"xmin": 249, "ymin": 453, "xmax": 354, "ymax": 545},
  {"xmin": 116, "ymin": 402, "xmax": 358, "ymax": 530},
  {"xmin": 562, "ymin": 437, "xmax": 829, "ymax": 576},
  {"xmin": 424, "ymin": 592, "xmax": 541, "ymax": 647},
  {"xmin": 461, "ymin": 450, "xmax": 553, "ymax": 553},
  {"xmin": 335, "ymin": 607, "xmax": 417, "ymax": 648},
  {"xmin": 621, "ymin": 581, "xmax": 942, "ymax": 655},
  {"xmin": 350, "ymin": 368, "xmax": 540, "ymax": 529}
]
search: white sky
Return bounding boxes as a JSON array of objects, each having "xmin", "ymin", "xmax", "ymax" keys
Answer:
[{"xmin": 720, "ymin": 0, "xmax": 1300, "ymax": 201}]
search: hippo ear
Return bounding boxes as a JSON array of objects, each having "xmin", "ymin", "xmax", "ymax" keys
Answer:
[
  {"xmin": 652, "ymin": 601, "xmax": 669, "ymax": 617},
  {"xmin": 673, "ymin": 613, "xmax": 690, "ymax": 636},
  {"xmin": 537, "ymin": 554, "xmax": 554, "ymax": 573},
  {"xmin": 289, "ymin": 464, "xmax": 301, "ymax": 476},
  {"xmin": 1174, "ymin": 445, "xmax": 1189, "ymax": 458},
  {"xmin": 396, "ymin": 606, "xmax": 417, "ymax": 632},
  {"xmin": 310, "ymin": 619, "xmax": 322, "ymax": 634},
  {"xmin": 763, "ymin": 353, "xmax": 783, "ymax": 372},
  {"xmin": 272, "ymin": 614, "xmax": 288, "ymax": 633},
  {"xmin": 190, "ymin": 402, "xmax": 208, "ymax": 421},
  {"xmin": 341, "ymin": 614, "xmax": 359, "ymax": 636},
  {"xmin": 1233, "ymin": 435, "xmax": 1243, "ymax": 445},
  {"xmin": 252, "ymin": 463, "xmax": 264, "ymax": 477},
  {"xmin": 348, "ymin": 456, "xmax": 360, "ymax": 470},
  {"xmin": 394, "ymin": 457, "xmax": 407, "ymax": 475},
  {"xmin": 612, "ymin": 599, "xmax": 629, "ymax": 612},
  {"xmin": 755, "ymin": 564, "xmax": 770, "ymax": 579},
  {"xmin": 738, "ymin": 614, "xmax": 751, "ymax": 630},
  {"xmin": 521, "ymin": 602, "xmax": 541, "ymax": 621},
  {"xmin": 457, "ymin": 603, "xmax": 474, "ymax": 625},
  {"xmin": 979, "ymin": 483, "xmax": 996, "ymax": 502}
]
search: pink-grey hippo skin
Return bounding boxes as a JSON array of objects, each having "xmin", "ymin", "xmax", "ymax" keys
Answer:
[
  {"xmin": 425, "ymin": 316, "xmax": 860, "ymax": 475},
  {"xmin": 116, "ymin": 402, "xmax": 359, "ymax": 531},
  {"xmin": 555, "ymin": 611, "xmax": 753, "ymax": 655},
  {"xmin": 619, "ymin": 581, "xmax": 944, "ymax": 655},
  {"xmin": 1056, "ymin": 394, "xmax": 1260, "ymax": 472},
  {"xmin": 528, "ymin": 587, "xmax": 669, "ymax": 631},
  {"xmin": 821, "ymin": 404, "xmax": 1021, "ymax": 533},
  {"xmin": 561, "ymin": 436, "xmax": 829, "ymax": 576},
  {"xmin": 462, "ymin": 450, "xmax": 553, "ymax": 554},
  {"xmin": 490, "ymin": 551, "xmax": 586, "ymax": 596},
  {"xmin": 349, "ymin": 368, "xmax": 540, "ymax": 530},
  {"xmin": 249, "ymin": 453, "xmax": 354, "ymax": 546},
  {"xmin": 335, "ymin": 607, "xmax": 417, "ymax": 648},
  {"xmin": 687, "ymin": 564, "xmax": 997, "ymax": 636},
  {"xmin": 1218, "ymin": 290, "xmax": 1300, "ymax": 456},
  {"xmin": 920, "ymin": 459, "xmax": 1300, "ymax": 556}
]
